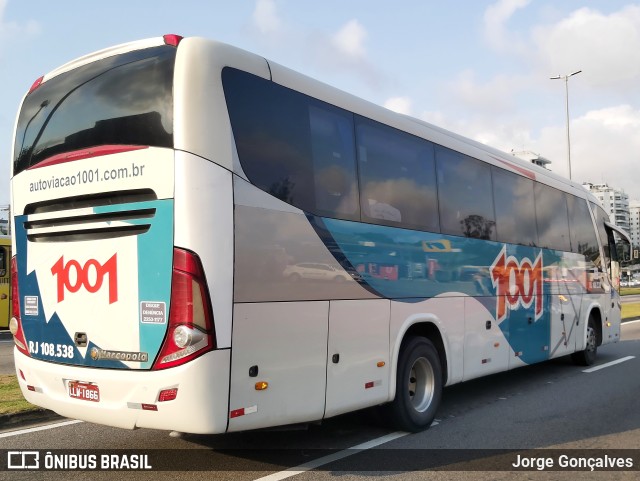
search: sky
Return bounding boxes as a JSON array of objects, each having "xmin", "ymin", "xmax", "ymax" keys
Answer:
[{"xmin": 1, "ymin": 0, "xmax": 640, "ymax": 217}]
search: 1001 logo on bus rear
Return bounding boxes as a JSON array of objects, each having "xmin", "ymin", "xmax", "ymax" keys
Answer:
[{"xmin": 51, "ymin": 254, "xmax": 118, "ymax": 304}]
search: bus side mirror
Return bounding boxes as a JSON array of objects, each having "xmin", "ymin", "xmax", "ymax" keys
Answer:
[{"xmin": 620, "ymin": 242, "xmax": 631, "ymax": 265}]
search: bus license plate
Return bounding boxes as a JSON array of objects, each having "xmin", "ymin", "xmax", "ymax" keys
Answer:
[{"xmin": 68, "ymin": 381, "xmax": 100, "ymax": 402}]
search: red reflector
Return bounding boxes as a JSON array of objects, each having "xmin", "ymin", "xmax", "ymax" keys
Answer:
[
  {"xmin": 27, "ymin": 385, "xmax": 36, "ymax": 392},
  {"xmin": 27, "ymin": 145, "xmax": 148, "ymax": 170},
  {"xmin": 28, "ymin": 76, "xmax": 44, "ymax": 94},
  {"xmin": 19, "ymin": 370, "xmax": 26, "ymax": 381},
  {"xmin": 230, "ymin": 408, "xmax": 244, "ymax": 419},
  {"xmin": 158, "ymin": 388, "xmax": 178, "ymax": 402},
  {"xmin": 163, "ymin": 34, "xmax": 183, "ymax": 47},
  {"xmin": 141, "ymin": 404, "xmax": 158, "ymax": 411},
  {"xmin": 365, "ymin": 381, "xmax": 374, "ymax": 389}
]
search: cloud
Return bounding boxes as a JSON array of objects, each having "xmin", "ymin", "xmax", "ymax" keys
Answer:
[
  {"xmin": 436, "ymin": 3, "xmax": 640, "ymax": 199},
  {"xmin": 0, "ymin": 0, "xmax": 40, "ymax": 47},
  {"xmin": 384, "ymin": 97, "xmax": 412, "ymax": 115},
  {"xmin": 313, "ymin": 19, "xmax": 385, "ymax": 89},
  {"xmin": 483, "ymin": 0, "xmax": 532, "ymax": 52},
  {"xmin": 447, "ymin": 69, "xmax": 532, "ymax": 114},
  {"xmin": 252, "ymin": 0, "xmax": 282, "ymax": 35},
  {"xmin": 421, "ymin": 104, "xmax": 640, "ymax": 199},
  {"xmin": 331, "ymin": 19, "xmax": 367, "ymax": 59},
  {"xmin": 532, "ymin": 6, "xmax": 640, "ymax": 92},
  {"xmin": 556, "ymin": 105, "xmax": 640, "ymax": 193}
]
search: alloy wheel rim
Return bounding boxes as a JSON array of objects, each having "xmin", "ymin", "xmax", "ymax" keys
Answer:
[{"xmin": 408, "ymin": 357, "xmax": 435, "ymax": 412}]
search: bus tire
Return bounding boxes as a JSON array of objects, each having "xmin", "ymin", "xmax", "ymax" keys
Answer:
[
  {"xmin": 386, "ymin": 336, "xmax": 442, "ymax": 432},
  {"xmin": 572, "ymin": 316, "xmax": 598, "ymax": 366}
]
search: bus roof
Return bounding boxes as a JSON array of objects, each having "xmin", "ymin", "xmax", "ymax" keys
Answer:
[{"xmin": 21, "ymin": 34, "xmax": 601, "ymax": 208}]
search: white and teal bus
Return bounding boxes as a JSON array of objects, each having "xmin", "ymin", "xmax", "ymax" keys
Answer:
[{"xmin": 9, "ymin": 35, "xmax": 630, "ymax": 434}]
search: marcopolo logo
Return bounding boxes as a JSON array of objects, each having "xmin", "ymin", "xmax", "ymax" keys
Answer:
[
  {"xmin": 490, "ymin": 245, "xmax": 543, "ymax": 323},
  {"xmin": 51, "ymin": 254, "xmax": 118, "ymax": 304},
  {"xmin": 90, "ymin": 348, "xmax": 148, "ymax": 363}
]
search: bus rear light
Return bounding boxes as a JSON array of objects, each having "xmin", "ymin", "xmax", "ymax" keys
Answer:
[
  {"xmin": 163, "ymin": 34, "xmax": 183, "ymax": 47},
  {"xmin": 10, "ymin": 257, "xmax": 30, "ymax": 357},
  {"xmin": 28, "ymin": 145, "xmax": 148, "ymax": 170},
  {"xmin": 173, "ymin": 325, "xmax": 205, "ymax": 349},
  {"xmin": 152, "ymin": 248, "xmax": 215, "ymax": 370},
  {"xmin": 27, "ymin": 76, "xmax": 44, "ymax": 94}
]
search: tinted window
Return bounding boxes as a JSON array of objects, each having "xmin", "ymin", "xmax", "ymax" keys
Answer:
[
  {"xmin": 534, "ymin": 183, "xmax": 571, "ymax": 251},
  {"xmin": 436, "ymin": 147, "xmax": 495, "ymax": 240},
  {"xmin": 14, "ymin": 46, "xmax": 175, "ymax": 174},
  {"xmin": 567, "ymin": 195, "xmax": 600, "ymax": 264},
  {"xmin": 590, "ymin": 202, "xmax": 611, "ymax": 270},
  {"xmin": 492, "ymin": 167, "xmax": 537, "ymax": 246},
  {"xmin": 0, "ymin": 247, "xmax": 5, "ymax": 277},
  {"xmin": 223, "ymin": 68, "xmax": 359, "ymax": 220},
  {"xmin": 310, "ymin": 106, "xmax": 359, "ymax": 217},
  {"xmin": 356, "ymin": 117, "xmax": 439, "ymax": 231}
]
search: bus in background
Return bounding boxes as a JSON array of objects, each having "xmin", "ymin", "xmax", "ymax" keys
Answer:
[
  {"xmin": 0, "ymin": 235, "xmax": 10, "ymax": 329},
  {"xmin": 9, "ymin": 35, "xmax": 631, "ymax": 434}
]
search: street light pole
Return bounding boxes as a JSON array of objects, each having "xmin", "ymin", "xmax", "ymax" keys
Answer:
[{"xmin": 550, "ymin": 70, "xmax": 581, "ymax": 180}]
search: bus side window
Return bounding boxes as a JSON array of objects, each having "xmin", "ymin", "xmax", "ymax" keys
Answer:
[
  {"xmin": 534, "ymin": 183, "xmax": 571, "ymax": 252},
  {"xmin": 590, "ymin": 202, "xmax": 611, "ymax": 274},
  {"xmin": 492, "ymin": 167, "xmax": 537, "ymax": 246},
  {"xmin": 309, "ymin": 104, "xmax": 359, "ymax": 218},
  {"xmin": 356, "ymin": 116, "xmax": 439, "ymax": 232},
  {"xmin": 0, "ymin": 247, "xmax": 5, "ymax": 277},
  {"xmin": 435, "ymin": 146, "xmax": 495, "ymax": 240},
  {"xmin": 567, "ymin": 195, "xmax": 600, "ymax": 267}
]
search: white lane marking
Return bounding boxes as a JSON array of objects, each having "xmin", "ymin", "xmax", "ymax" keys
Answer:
[
  {"xmin": 622, "ymin": 319, "xmax": 640, "ymax": 325},
  {"xmin": 583, "ymin": 356, "xmax": 635, "ymax": 373},
  {"xmin": 252, "ymin": 431, "xmax": 409, "ymax": 481},
  {"xmin": 0, "ymin": 419, "xmax": 83, "ymax": 438}
]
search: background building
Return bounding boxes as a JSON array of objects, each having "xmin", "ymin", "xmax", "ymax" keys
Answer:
[
  {"xmin": 511, "ymin": 150, "xmax": 552, "ymax": 170},
  {"xmin": 630, "ymin": 200, "xmax": 640, "ymax": 248},
  {"xmin": 582, "ymin": 183, "xmax": 630, "ymax": 234}
]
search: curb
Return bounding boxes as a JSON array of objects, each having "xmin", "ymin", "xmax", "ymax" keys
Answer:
[{"xmin": 0, "ymin": 409, "xmax": 64, "ymax": 432}]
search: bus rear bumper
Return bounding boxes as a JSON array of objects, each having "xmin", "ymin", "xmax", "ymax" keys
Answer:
[{"xmin": 13, "ymin": 348, "xmax": 231, "ymax": 434}]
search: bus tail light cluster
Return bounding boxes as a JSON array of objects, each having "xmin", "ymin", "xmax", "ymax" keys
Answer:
[
  {"xmin": 152, "ymin": 248, "xmax": 215, "ymax": 370},
  {"xmin": 9, "ymin": 257, "xmax": 30, "ymax": 357}
]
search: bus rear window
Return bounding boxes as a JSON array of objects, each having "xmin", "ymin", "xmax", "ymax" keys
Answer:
[{"xmin": 13, "ymin": 45, "xmax": 175, "ymax": 174}]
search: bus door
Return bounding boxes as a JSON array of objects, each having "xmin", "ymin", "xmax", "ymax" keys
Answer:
[
  {"xmin": 603, "ymin": 222, "xmax": 631, "ymax": 342},
  {"xmin": 0, "ymin": 240, "xmax": 10, "ymax": 329}
]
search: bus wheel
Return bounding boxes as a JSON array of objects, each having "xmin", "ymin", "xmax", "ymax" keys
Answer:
[
  {"xmin": 572, "ymin": 316, "xmax": 598, "ymax": 366},
  {"xmin": 387, "ymin": 336, "xmax": 442, "ymax": 432}
]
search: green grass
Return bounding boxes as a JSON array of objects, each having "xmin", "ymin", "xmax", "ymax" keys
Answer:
[
  {"xmin": 0, "ymin": 375, "xmax": 38, "ymax": 415},
  {"xmin": 620, "ymin": 287, "xmax": 640, "ymax": 296},
  {"xmin": 622, "ymin": 302, "xmax": 640, "ymax": 320}
]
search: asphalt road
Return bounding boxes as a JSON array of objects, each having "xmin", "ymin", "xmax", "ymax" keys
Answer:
[{"xmin": 1, "ymin": 322, "xmax": 639, "ymax": 480}]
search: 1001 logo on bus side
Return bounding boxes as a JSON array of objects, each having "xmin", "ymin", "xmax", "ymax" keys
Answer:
[
  {"xmin": 490, "ymin": 246, "xmax": 543, "ymax": 322},
  {"xmin": 51, "ymin": 254, "xmax": 118, "ymax": 304}
]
